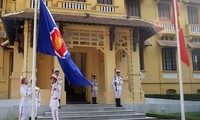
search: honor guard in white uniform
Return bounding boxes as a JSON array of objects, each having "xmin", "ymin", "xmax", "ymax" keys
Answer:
[
  {"xmin": 50, "ymin": 78, "xmax": 60, "ymax": 120},
  {"xmin": 51, "ymin": 69, "xmax": 62, "ymax": 109},
  {"xmin": 28, "ymin": 78, "xmax": 41, "ymax": 120},
  {"xmin": 91, "ymin": 74, "xmax": 98, "ymax": 104},
  {"xmin": 19, "ymin": 76, "xmax": 32, "ymax": 120},
  {"xmin": 112, "ymin": 70, "xmax": 123, "ymax": 107}
]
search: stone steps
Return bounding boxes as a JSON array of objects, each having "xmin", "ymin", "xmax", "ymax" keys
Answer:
[
  {"xmin": 63, "ymin": 104, "xmax": 115, "ymax": 107},
  {"xmin": 45, "ymin": 110, "xmax": 135, "ymax": 116},
  {"xmin": 59, "ymin": 107, "xmax": 126, "ymax": 112},
  {"xmin": 38, "ymin": 114, "xmax": 154, "ymax": 120},
  {"xmin": 38, "ymin": 104, "xmax": 157, "ymax": 120}
]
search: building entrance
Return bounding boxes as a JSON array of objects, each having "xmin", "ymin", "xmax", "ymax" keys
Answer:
[{"xmin": 65, "ymin": 52, "xmax": 89, "ymax": 104}]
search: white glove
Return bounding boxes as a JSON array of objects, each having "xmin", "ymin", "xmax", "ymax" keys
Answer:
[{"xmin": 38, "ymin": 102, "xmax": 41, "ymax": 107}]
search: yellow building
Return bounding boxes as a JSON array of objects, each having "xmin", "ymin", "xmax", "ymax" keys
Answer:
[{"xmin": 0, "ymin": 0, "xmax": 199, "ymax": 105}]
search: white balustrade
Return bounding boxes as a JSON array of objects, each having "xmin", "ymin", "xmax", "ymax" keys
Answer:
[
  {"xmin": 100, "ymin": 5, "xmax": 115, "ymax": 12},
  {"xmin": 163, "ymin": 73, "xmax": 177, "ymax": 79},
  {"xmin": 30, "ymin": 0, "xmax": 47, "ymax": 9},
  {"xmin": 193, "ymin": 73, "xmax": 200, "ymax": 79},
  {"xmin": 62, "ymin": 2, "xmax": 87, "ymax": 10},
  {"xmin": 190, "ymin": 25, "xmax": 200, "ymax": 33},
  {"xmin": 159, "ymin": 22, "xmax": 175, "ymax": 31}
]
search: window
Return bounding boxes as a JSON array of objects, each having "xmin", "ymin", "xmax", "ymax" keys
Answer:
[
  {"xmin": 161, "ymin": 36, "xmax": 174, "ymax": 41},
  {"xmin": 126, "ymin": 0, "xmax": 140, "ymax": 17},
  {"xmin": 166, "ymin": 89, "xmax": 176, "ymax": 94},
  {"xmin": 188, "ymin": 6, "xmax": 199, "ymax": 24},
  {"xmin": 158, "ymin": 1, "xmax": 171, "ymax": 22},
  {"xmin": 192, "ymin": 38, "xmax": 200, "ymax": 42},
  {"xmin": 139, "ymin": 46, "xmax": 144, "ymax": 70},
  {"xmin": 192, "ymin": 50, "xmax": 200, "ymax": 71},
  {"xmin": 97, "ymin": 0, "xmax": 112, "ymax": 4},
  {"xmin": 162, "ymin": 48, "xmax": 176, "ymax": 70}
]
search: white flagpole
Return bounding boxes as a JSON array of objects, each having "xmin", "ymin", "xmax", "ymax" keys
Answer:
[
  {"xmin": 32, "ymin": 0, "xmax": 38, "ymax": 119},
  {"xmin": 173, "ymin": 0, "xmax": 185, "ymax": 119}
]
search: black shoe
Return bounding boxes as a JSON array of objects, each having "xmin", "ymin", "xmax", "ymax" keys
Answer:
[
  {"xmin": 59, "ymin": 99, "xmax": 61, "ymax": 109},
  {"xmin": 115, "ymin": 98, "xmax": 118, "ymax": 107},
  {"xmin": 29, "ymin": 117, "xmax": 37, "ymax": 120},
  {"xmin": 118, "ymin": 98, "xmax": 123, "ymax": 107},
  {"xmin": 94, "ymin": 97, "xmax": 98, "ymax": 104},
  {"xmin": 92, "ymin": 97, "xmax": 95, "ymax": 104}
]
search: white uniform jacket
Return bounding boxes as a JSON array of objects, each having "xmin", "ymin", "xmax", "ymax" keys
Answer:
[
  {"xmin": 20, "ymin": 85, "xmax": 32, "ymax": 105},
  {"xmin": 92, "ymin": 79, "xmax": 98, "ymax": 91},
  {"xmin": 112, "ymin": 76, "xmax": 123, "ymax": 91},
  {"xmin": 49, "ymin": 83, "xmax": 60, "ymax": 107},
  {"xmin": 52, "ymin": 74, "xmax": 62, "ymax": 91}
]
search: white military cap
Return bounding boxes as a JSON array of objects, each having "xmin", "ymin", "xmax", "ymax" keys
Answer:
[
  {"xmin": 92, "ymin": 74, "xmax": 96, "ymax": 77},
  {"xmin": 116, "ymin": 70, "xmax": 120, "ymax": 73},
  {"xmin": 20, "ymin": 76, "xmax": 26, "ymax": 84},
  {"xmin": 54, "ymin": 68, "xmax": 60, "ymax": 73}
]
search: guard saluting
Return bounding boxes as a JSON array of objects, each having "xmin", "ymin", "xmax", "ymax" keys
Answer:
[
  {"xmin": 50, "ymin": 77, "xmax": 60, "ymax": 120},
  {"xmin": 112, "ymin": 70, "xmax": 123, "ymax": 107},
  {"xmin": 19, "ymin": 76, "xmax": 32, "ymax": 120},
  {"xmin": 91, "ymin": 74, "xmax": 98, "ymax": 104},
  {"xmin": 51, "ymin": 69, "xmax": 62, "ymax": 109}
]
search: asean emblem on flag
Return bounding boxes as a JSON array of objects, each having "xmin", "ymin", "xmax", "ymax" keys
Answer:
[{"xmin": 50, "ymin": 28, "xmax": 67, "ymax": 58}]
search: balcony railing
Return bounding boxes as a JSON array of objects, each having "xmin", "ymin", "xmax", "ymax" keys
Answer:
[
  {"xmin": 187, "ymin": 24, "xmax": 200, "ymax": 36},
  {"xmin": 158, "ymin": 22, "xmax": 175, "ymax": 31},
  {"xmin": 193, "ymin": 73, "xmax": 200, "ymax": 79},
  {"xmin": 10, "ymin": 0, "xmax": 122, "ymax": 15},
  {"xmin": 95, "ymin": 4, "xmax": 119, "ymax": 12},
  {"xmin": 163, "ymin": 73, "xmax": 177, "ymax": 79},
  {"xmin": 28, "ymin": 0, "xmax": 47, "ymax": 9},
  {"xmin": 191, "ymin": 25, "xmax": 200, "ymax": 32},
  {"xmin": 57, "ymin": 1, "xmax": 91, "ymax": 10}
]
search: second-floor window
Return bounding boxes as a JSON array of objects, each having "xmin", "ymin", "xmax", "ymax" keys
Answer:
[
  {"xmin": 158, "ymin": 0, "xmax": 171, "ymax": 22},
  {"xmin": 188, "ymin": 6, "xmax": 199, "ymax": 24},
  {"xmin": 97, "ymin": 0, "xmax": 112, "ymax": 4},
  {"xmin": 126, "ymin": 0, "xmax": 140, "ymax": 17},
  {"xmin": 192, "ymin": 50, "xmax": 200, "ymax": 71},
  {"xmin": 162, "ymin": 48, "xmax": 176, "ymax": 70}
]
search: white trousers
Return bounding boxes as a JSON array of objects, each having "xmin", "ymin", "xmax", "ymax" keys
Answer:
[
  {"xmin": 114, "ymin": 90, "xmax": 122, "ymax": 98},
  {"xmin": 51, "ymin": 106, "xmax": 59, "ymax": 120},
  {"xmin": 19, "ymin": 103, "xmax": 29, "ymax": 120},
  {"xmin": 92, "ymin": 90, "xmax": 98, "ymax": 97},
  {"xmin": 58, "ymin": 90, "xmax": 62, "ymax": 99},
  {"xmin": 28, "ymin": 101, "xmax": 39, "ymax": 117}
]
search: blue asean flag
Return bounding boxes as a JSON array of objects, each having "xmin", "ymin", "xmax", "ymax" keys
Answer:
[{"xmin": 37, "ymin": 0, "xmax": 92, "ymax": 86}]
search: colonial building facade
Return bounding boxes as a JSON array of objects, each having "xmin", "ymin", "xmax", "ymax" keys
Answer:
[{"xmin": 0, "ymin": 0, "xmax": 199, "ymax": 105}]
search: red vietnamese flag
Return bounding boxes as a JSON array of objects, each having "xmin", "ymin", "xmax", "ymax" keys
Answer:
[{"xmin": 172, "ymin": 0, "xmax": 190, "ymax": 67}]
